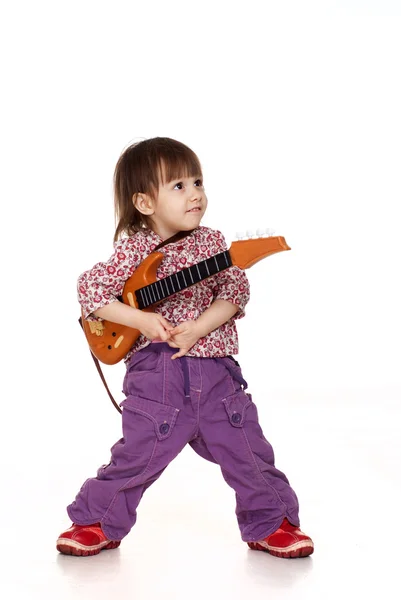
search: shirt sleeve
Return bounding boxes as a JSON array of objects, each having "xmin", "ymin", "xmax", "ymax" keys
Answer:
[
  {"xmin": 209, "ymin": 229, "xmax": 250, "ymax": 320},
  {"xmin": 77, "ymin": 237, "xmax": 141, "ymax": 320}
]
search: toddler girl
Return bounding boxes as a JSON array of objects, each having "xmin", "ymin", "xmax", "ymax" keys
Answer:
[{"xmin": 56, "ymin": 137, "xmax": 314, "ymax": 559}]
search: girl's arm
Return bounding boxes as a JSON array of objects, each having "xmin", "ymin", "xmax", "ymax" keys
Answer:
[
  {"xmin": 78, "ymin": 237, "xmax": 138, "ymax": 321},
  {"xmin": 94, "ymin": 301, "xmax": 143, "ymax": 328},
  {"xmin": 79, "ymin": 236, "xmax": 173, "ymax": 341},
  {"xmin": 203, "ymin": 228, "xmax": 250, "ymax": 320},
  {"xmin": 95, "ymin": 297, "xmax": 238, "ymax": 351},
  {"xmin": 95, "ymin": 302, "xmax": 173, "ymax": 341},
  {"xmin": 195, "ymin": 299, "xmax": 239, "ymax": 338}
]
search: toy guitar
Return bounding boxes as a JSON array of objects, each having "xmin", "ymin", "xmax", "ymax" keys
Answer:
[{"xmin": 81, "ymin": 232, "xmax": 290, "ymax": 365}]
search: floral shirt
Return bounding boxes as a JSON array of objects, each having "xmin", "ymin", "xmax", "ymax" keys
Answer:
[{"xmin": 77, "ymin": 226, "xmax": 250, "ymax": 361}]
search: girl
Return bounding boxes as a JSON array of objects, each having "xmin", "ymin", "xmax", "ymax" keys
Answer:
[{"xmin": 57, "ymin": 137, "xmax": 314, "ymax": 559}]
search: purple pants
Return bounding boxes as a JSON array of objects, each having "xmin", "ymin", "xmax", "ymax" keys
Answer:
[{"xmin": 67, "ymin": 343, "xmax": 300, "ymax": 542}]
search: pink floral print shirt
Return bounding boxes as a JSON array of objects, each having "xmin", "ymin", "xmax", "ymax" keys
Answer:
[{"xmin": 77, "ymin": 226, "xmax": 250, "ymax": 361}]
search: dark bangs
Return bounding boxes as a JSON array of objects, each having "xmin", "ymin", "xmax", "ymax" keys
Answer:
[{"xmin": 155, "ymin": 142, "xmax": 202, "ymax": 185}]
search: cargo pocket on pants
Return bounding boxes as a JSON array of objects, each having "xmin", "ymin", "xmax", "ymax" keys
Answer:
[
  {"xmin": 120, "ymin": 395, "xmax": 180, "ymax": 441},
  {"xmin": 222, "ymin": 392, "xmax": 253, "ymax": 427}
]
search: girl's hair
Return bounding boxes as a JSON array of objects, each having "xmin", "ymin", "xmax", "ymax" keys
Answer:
[{"xmin": 113, "ymin": 137, "xmax": 202, "ymax": 242}]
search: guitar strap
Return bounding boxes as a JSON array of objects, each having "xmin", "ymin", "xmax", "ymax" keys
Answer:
[{"xmin": 79, "ymin": 229, "xmax": 195, "ymax": 414}]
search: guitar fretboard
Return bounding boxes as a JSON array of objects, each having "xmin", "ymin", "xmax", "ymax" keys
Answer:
[{"xmin": 135, "ymin": 250, "xmax": 232, "ymax": 309}]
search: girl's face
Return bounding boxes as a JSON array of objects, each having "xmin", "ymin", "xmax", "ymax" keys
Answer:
[{"xmin": 148, "ymin": 174, "xmax": 208, "ymax": 240}]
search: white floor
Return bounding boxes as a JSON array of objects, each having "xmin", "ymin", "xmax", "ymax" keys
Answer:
[{"xmin": 1, "ymin": 383, "xmax": 400, "ymax": 600}]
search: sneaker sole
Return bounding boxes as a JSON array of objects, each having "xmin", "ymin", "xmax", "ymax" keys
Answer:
[
  {"xmin": 56, "ymin": 538, "xmax": 121, "ymax": 556},
  {"xmin": 247, "ymin": 539, "xmax": 314, "ymax": 558}
]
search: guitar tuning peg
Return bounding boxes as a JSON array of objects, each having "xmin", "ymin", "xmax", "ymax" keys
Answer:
[
  {"xmin": 265, "ymin": 228, "xmax": 276, "ymax": 237},
  {"xmin": 236, "ymin": 231, "xmax": 245, "ymax": 239},
  {"xmin": 246, "ymin": 229, "xmax": 255, "ymax": 239},
  {"xmin": 256, "ymin": 228, "xmax": 264, "ymax": 238}
]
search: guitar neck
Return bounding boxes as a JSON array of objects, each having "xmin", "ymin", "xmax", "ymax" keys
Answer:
[{"xmin": 135, "ymin": 250, "xmax": 232, "ymax": 309}]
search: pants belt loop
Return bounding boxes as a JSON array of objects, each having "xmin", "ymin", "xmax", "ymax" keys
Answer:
[{"xmin": 216, "ymin": 357, "xmax": 248, "ymax": 390}]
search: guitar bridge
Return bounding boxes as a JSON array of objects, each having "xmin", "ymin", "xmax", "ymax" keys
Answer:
[{"xmin": 88, "ymin": 321, "xmax": 105, "ymax": 336}]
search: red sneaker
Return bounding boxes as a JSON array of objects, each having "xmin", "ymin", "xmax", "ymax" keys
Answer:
[
  {"xmin": 247, "ymin": 518, "xmax": 314, "ymax": 558},
  {"xmin": 56, "ymin": 523, "xmax": 121, "ymax": 556}
]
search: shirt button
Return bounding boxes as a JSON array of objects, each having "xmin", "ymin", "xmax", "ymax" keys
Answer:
[
  {"xmin": 231, "ymin": 413, "xmax": 241, "ymax": 424},
  {"xmin": 159, "ymin": 423, "xmax": 170, "ymax": 435}
]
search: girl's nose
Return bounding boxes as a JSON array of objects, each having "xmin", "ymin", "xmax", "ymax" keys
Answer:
[{"xmin": 188, "ymin": 187, "xmax": 201, "ymax": 201}]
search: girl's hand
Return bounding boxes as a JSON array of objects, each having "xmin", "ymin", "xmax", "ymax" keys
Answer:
[
  {"xmin": 135, "ymin": 311, "xmax": 174, "ymax": 341},
  {"xmin": 167, "ymin": 321, "xmax": 201, "ymax": 359}
]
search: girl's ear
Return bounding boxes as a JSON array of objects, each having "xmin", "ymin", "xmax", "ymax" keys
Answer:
[{"xmin": 133, "ymin": 193, "xmax": 155, "ymax": 216}]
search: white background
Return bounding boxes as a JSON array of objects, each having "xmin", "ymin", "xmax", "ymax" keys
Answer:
[{"xmin": 1, "ymin": 1, "xmax": 400, "ymax": 599}]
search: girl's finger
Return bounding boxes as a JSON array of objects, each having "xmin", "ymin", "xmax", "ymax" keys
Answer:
[
  {"xmin": 160, "ymin": 317, "xmax": 173, "ymax": 330},
  {"xmin": 171, "ymin": 348, "xmax": 188, "ymax": 360},
  {"xmin": 170, "ymin": 325, "xmax": 183, "ymax": 335},
  {"xmin": 160, "ymin": 328, "xmax": 171, "ymax": 341}
]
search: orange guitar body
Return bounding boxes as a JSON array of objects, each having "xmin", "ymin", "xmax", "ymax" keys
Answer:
[{"xmin": 81, "ymin": 235, "xmax": 290, "ymax": 365}]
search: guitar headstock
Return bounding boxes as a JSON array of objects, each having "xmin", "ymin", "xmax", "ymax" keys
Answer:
[{"xmin": 229, "ymin": 228, "xmax": 291, "ymax": 269}]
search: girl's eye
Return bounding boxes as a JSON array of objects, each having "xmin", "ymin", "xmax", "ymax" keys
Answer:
[{"xmin": 173, "ymin": 179, "xmax": 203, "ymax": 190}]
